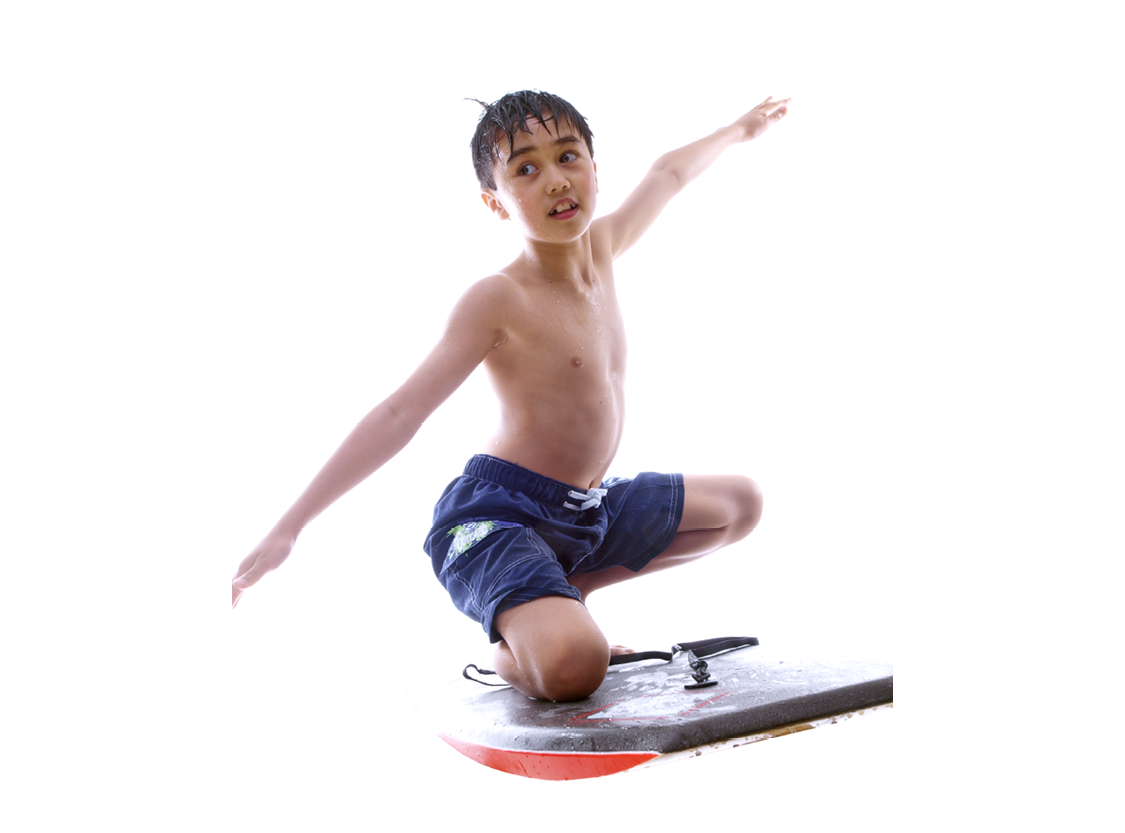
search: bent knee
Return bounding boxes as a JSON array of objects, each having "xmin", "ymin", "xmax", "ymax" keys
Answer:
[
  {"xmin": 731, "ymin": 475, "xmax": 764, "ymax": 538},
  {"xmin": 531, "ymin": 634, "xmax": 609, "ymax": 701}
]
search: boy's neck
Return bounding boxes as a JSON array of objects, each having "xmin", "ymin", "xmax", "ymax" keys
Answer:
[{"xmin": 517, "ymin": 232, "xmax": 596, "ymax": 287}]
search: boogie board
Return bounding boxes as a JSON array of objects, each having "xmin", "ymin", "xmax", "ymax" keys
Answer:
[{"xmin": 430, "ymin": 640, "xmax": 893, "ymax": 780}]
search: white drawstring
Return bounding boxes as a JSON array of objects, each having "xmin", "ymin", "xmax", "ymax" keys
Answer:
[{"xmin": 563, "ymin": 488, "xmax": 608, "ymax": 511}]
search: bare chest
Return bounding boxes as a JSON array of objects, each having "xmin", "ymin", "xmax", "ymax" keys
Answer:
[
  {"xmin": 481, "ymin": 269, "xmax": 628, "ymax": 485},
  {"xmin": 515, "ymin": 280, "xmax": 625, "ymax": 377}
]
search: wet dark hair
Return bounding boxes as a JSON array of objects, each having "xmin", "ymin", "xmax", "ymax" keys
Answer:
[{"xmin": 469, "ymin": 90, "xmax": 594, "ymax": 190}]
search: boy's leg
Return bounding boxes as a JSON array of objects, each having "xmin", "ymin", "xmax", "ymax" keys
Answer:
[
  {"xmin": 568, "ymin": 474, "xmax": 763, "ymax": 598},
  {"xmin": 491, "ymin": 596, "xmax": 610, "ymax": 701},
  {"xmin": 483, "ymin": 475, "xmax": 761, "ymax": 701}
]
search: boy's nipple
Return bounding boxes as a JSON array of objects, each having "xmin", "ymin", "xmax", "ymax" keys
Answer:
[{"xmin": 571, "ymin": 356, "xmax": 584, "ymax": 368}]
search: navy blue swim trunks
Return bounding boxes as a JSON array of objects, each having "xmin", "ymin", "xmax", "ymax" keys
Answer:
[{"xmin": 424, "ymin": 455, "xmax": 685, "ymax": 643}]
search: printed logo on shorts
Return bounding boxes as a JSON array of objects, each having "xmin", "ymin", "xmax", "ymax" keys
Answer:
[{"xmin": 443, "ymin": 520, "xmax": 521, "ymax": 567}]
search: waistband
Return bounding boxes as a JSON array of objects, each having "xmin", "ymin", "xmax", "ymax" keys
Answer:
[{"xmin": 463, "ymin": 455, "xmax": 601, "ymax": 509}]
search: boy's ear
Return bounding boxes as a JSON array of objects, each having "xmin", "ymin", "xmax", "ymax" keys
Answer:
[
  {"xmin": 593, "ymin": 161, "xmax": 598, "ymax": 192},
  {"xmin": 480, "ymin": 191, "xmax": 510, "ymax": 221}
]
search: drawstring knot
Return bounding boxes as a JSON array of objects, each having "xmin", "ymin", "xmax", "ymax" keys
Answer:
[{"xmin": 563, "ymin": 487, "xmax": 608, "ymax": 511}]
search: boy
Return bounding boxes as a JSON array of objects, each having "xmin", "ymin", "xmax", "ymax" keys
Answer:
[{"xmin": 232, "ymin": 90, "xmax": 788, "ymax": 701}]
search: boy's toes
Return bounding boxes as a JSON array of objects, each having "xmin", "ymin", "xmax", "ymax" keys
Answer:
[{"xmin": 609, "ymin": 644, "xmax": 634, "ymax": 656}]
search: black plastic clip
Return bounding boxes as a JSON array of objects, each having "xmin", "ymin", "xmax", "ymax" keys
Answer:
[{"xmin": 684, "ymin": 650, "xmax": 719, "ymax": 690}]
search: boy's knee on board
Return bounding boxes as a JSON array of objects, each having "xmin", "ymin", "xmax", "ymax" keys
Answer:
[{"xmin": 531, "ymin": 632, "xmax": 609, "ymax": 701}]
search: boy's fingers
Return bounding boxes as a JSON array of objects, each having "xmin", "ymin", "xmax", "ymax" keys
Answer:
[
  {"xmin": 232, "ymin": 570, "xmax": 258, "ymax": 608},
  {"xmin": 758, "ymin": 97, "xmax": 790, "ymax": 110},
  {"xmin": 232, "ymin": 570, "xmax": 256, "ymax": 590}
]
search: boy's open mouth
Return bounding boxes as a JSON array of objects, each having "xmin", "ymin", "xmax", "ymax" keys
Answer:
[{"xmin": 549, "ymin": 200, "xmax": 578, "ymax": 216}]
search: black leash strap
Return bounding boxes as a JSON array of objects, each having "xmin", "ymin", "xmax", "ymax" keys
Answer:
[
  {"xmin": 462, "ymin": 636, "xmax": 759, "ymax": 688},
  {"xmin": 609, "ymin": 636, "xmax": 759, "ymax": 666},
  {"xmin": 462, "ymin": 663, "xmax": 509, "ymax": 686}
]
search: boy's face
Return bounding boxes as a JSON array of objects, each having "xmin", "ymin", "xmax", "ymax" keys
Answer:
[{"xmin": 481, "ymin": 114, "xmax": 597, "ymax": 243}]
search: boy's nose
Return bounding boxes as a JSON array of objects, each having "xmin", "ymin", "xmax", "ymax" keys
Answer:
[{"xmin": 546, "ymin": 169, "xmax": 570, "ymax": 194}]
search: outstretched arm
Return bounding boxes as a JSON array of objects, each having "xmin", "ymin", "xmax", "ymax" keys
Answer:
[
  {"xmin": 231, "ymin": 280, "xmax": 506, "ymax": 608},
  {"xmin": 598, "ymin": 96, "xmax": 789, "ymax": 259}
]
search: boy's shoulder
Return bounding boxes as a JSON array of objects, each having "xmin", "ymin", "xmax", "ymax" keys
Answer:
[
  {"xmin": 451, "ymin": 230, "xmax": 615, "ymax": 320},
  {"xmin": 443, "ymin": 269, "xmax": 532, "ymax": 338},
  {"xmin": 461, "ymin": 263, "xmax": 537, "ymax": 302},
  {"xmin": 457, "ymin": 269, "xmax": 524, "ymax": 310}
]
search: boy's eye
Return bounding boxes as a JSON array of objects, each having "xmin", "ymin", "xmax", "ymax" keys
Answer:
[
  {"xmin": 518, "ymin": 163, "xmax": 539, "ymax": 176},
  {"xmin": 560, "ymin": 151, "xmax": 577, "ymax": 163}
]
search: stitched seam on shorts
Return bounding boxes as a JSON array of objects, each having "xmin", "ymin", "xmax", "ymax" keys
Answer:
[
  {"xmin": 447, "ymin": 574, "xmax": 480, "ymax": 618},
  {"xmin": 621, "ymin": 473, "xmax": 682, "ymax": 570},
  {"xmin": 483, "ymin": 551, "xmax": 552, "ymax": 605}
]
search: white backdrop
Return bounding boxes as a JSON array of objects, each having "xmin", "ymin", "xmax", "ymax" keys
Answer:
[{"xmin": 3, "ymin": 1, "xmax": 1120, "ymax": 829}]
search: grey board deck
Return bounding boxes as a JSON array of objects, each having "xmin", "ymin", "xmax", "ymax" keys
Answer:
[{"xmin": 433, "ymin": 642, "xmax": 893, "ymax": 779}]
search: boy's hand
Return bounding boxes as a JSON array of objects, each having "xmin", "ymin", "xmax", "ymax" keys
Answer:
[
  {"xmin": 232, "ymin": 530, "xmax": 296, "ymax": 608},
  {"xmin": 733, "ymin": 96, "xmax": 790, "ymax": 142}
]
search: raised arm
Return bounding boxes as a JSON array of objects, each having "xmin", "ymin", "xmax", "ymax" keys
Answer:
[
  {"xmin": 231, "ymin": 279, "xmax": 507, "ymax": 607},
  {"xmin": 598, "ymin": 96, "xmax": 789, "ymax": 259}
]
